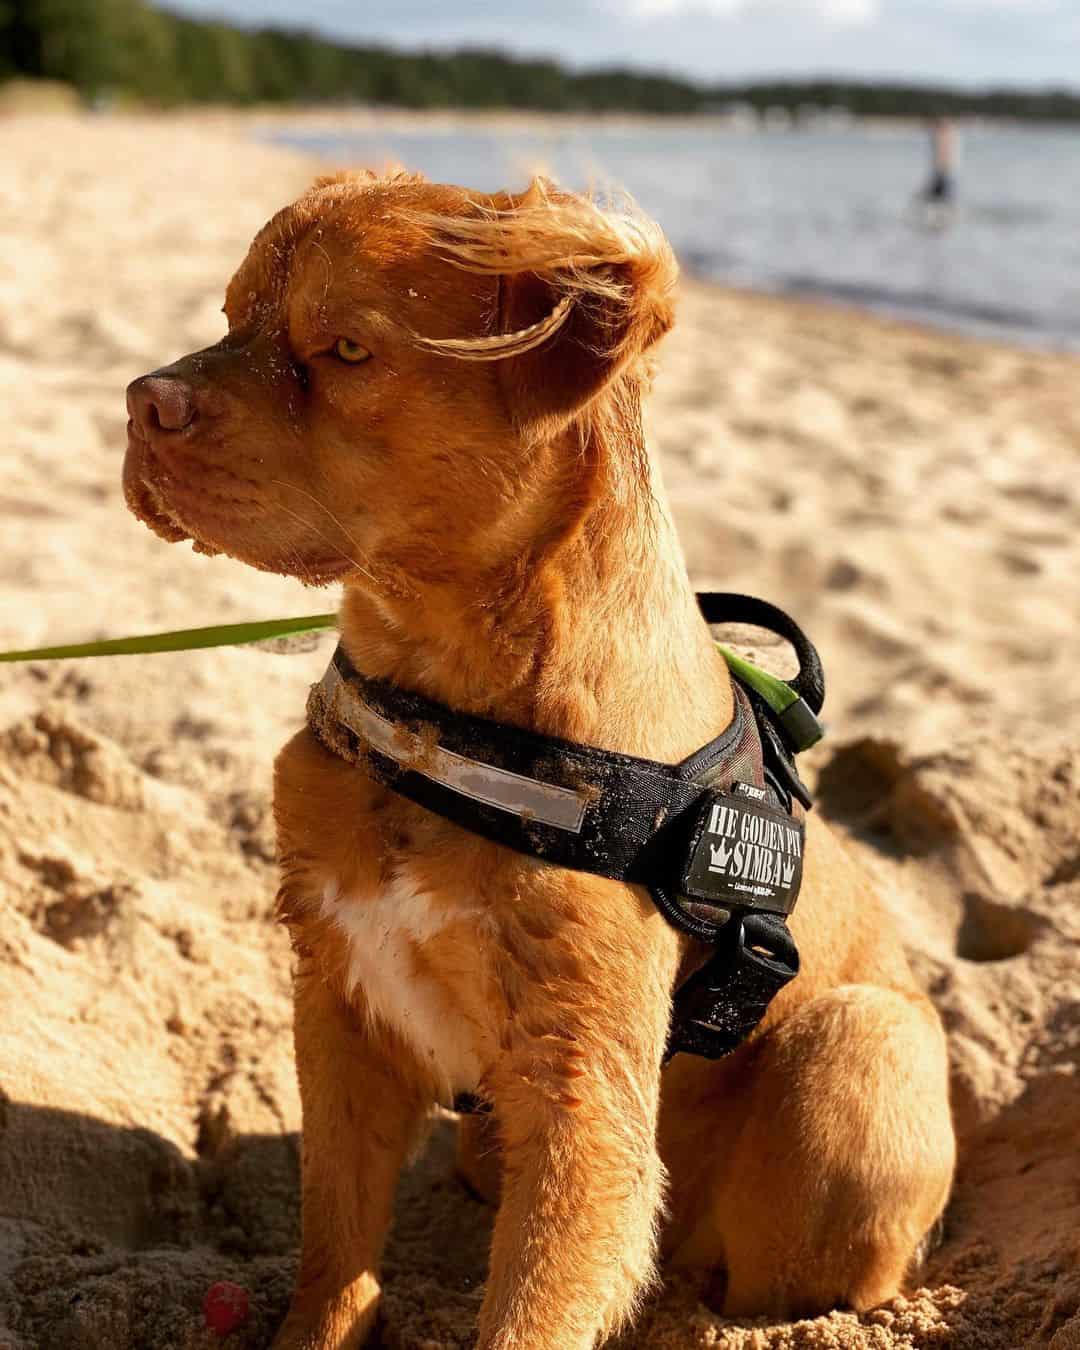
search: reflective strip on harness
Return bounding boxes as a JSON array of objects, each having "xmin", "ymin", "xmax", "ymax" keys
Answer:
[{"xmin": 317, "ymin": 660, "xmax": 592, "ymax": 833}]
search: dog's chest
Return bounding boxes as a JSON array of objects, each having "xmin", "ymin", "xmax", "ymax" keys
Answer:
[{"xmin": 320, "ymin": 870, "xmax": 490, "ymax": 1097}]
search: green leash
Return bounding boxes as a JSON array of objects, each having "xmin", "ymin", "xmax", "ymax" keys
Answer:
[
  {"xmin": 0, "ymin": 614, "xmax": 815, "ymax": 745},
  {"xmin": 0, "ymin": 614, "xmax": 338, "ymax": 663},
  {"xmin": 714, "ymin": 645, "xmax": 799, "ymax": 717},
  {"xmin": 715, "ymin": 644, "xmax": 822, "ymax": 751}
]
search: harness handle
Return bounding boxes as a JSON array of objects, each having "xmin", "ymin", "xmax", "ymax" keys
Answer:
[{"xmin": 697, "ymin": 592, "xmax": 825, "ymax": 715}]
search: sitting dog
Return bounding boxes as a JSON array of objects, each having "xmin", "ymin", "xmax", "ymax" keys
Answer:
[{"xmin": 124, "ymin": 171, "xmax": 955, "ymax": 1350}]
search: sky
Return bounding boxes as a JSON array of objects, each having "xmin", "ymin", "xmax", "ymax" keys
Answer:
[{"xmin": 164, "ymin": 0, "xmax": 1080, "ymax": 88}]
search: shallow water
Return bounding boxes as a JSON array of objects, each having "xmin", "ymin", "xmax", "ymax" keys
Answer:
[{"xmin": 268, "ymin": 120, "xmax": 1080, "ymax": 349}]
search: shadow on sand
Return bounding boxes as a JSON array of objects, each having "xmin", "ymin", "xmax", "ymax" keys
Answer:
[{"xmin": 3, "ymin": 1064, "xmax": 1078, "ymax": 1347}]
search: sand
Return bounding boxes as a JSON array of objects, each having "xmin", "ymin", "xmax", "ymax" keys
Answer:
[{"xmin": 0, "ymin": 113, "xmax": 1078, "ymax": 1350}]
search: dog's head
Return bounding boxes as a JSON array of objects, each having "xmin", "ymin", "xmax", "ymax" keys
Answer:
[{"xmin": 124, "ymin": 172, "xmax": 677, "ymax": 589}]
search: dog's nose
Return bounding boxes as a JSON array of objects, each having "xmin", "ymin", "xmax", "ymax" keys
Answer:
[{"xmin": 126, "ymin": 374, "xmax": 196, "ymax": 435}]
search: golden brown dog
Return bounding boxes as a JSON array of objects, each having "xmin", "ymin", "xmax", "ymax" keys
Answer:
[{"xmin": 124, "ymin": 171, "xmax": 955, "ymax": 1350}]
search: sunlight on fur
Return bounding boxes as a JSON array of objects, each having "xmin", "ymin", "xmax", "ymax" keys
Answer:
[
  {"xmin": 120, "ymin": 166, "xmax": 957, "ymax": 1350},
  {"xmin": 406, "ymin": 177, "xmax": 678, "ymax": 363}
]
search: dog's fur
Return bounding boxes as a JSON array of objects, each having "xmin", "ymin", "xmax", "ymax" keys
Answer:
[{"xmin": 124, "ymin": 172, "xmax": 955, "ymax": 1350}]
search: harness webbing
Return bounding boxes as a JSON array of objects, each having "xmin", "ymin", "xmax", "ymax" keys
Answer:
[
  {"xmin": 307, "ymin": 592, "xmax": 824, "ymax": 1061},
  {"xmin": 308, "ymin": 645, "xmax": 766, "ymax": 892}
]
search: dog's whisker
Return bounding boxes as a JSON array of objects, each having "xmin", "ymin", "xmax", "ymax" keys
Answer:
[
  {"xmin": 269, "ymin": 479, "xmax": 366, "ymax": 555},
  {"xmin": 255, "ymin": 513, "xmax": 319, "ymax": 586},
  {"xmin": 312, "ymin": 238, "xmax": 334, "ymax": 302},
  {"xmin": 267, "ymin": 490, "xmax": 380, "ymax": 587},
  {"xmin": 269, "ymin": 480, "xmax": 382, "ymax": 585}
]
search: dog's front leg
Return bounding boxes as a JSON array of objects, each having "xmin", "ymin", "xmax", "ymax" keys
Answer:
[
  {"xmin": 478, "ymin": 1026, "xmax": 667, "ymax": 1350},
  {"xmin": 274, "ymin": 956, "xmax": 428, "ymax": 1350}
]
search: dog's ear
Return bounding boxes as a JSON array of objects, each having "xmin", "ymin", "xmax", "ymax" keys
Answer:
[{"xmin": 411, "ymin": 180, "xmax": 677, "ymax": 440}]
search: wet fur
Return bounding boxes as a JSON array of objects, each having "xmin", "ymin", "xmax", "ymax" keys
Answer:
[{"xmin": 124, "ymin": 171, "xmax": 956, "ymax": 1349}]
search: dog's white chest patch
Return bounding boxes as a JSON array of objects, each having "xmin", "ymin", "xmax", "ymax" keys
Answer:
[{"xmin": 320, "ymin": 873, "xmax": 486, "ymax": 1097}]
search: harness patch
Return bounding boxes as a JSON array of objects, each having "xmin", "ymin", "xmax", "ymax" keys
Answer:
[{"xmin": 681, "ymin": 789, "xmax": 804, "ymax": 915}]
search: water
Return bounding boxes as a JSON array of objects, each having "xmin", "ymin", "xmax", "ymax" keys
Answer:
[{"xmin": 267, "ymin": 121, "xmax": 1080, "ymax": 349}]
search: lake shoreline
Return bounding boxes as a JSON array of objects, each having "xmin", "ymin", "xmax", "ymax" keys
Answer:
[
  {"xmin": 252, "ymin": 108, "xmax": 1080, "ymax": 351},
  {"xmin": 6, "ymin": 103, "xmax": 1077, "ymax": 348}
]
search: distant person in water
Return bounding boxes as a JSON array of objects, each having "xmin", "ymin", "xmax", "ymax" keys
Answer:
[{"xmin": 924, "ymin": 117, "xmax": 956, "ymax": 205}]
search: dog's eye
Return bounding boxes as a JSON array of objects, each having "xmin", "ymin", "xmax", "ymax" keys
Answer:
[{"xmin": 334, "ymin": 338, "xmax": 372, "ymax": 364}]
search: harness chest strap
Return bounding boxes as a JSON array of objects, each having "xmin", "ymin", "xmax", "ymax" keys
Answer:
[
  {"xmin": 309, "ymin": 646, "xmax": 782, "ymax": 891},
  {"xmin": 306, "ymin": 614, "xmax": 815, "ymax": 1061}
]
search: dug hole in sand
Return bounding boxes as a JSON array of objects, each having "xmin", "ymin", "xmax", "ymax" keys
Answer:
[{"xmin": 1, "ymin": 115, "xmax": 1079, "ymax": 1350}]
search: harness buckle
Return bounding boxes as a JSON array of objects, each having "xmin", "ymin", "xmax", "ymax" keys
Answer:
[{"xmin": 666, "ymin": 910, "xmax": 800, "ymax": 1061}]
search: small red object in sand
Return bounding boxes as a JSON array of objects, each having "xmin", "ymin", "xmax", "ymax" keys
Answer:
[{"xmin": 202, "ymin": 1281, "xmax": 250, "ymax": 1337}]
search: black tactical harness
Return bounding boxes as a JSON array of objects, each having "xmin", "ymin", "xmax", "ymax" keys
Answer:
[{"xmin": 307, "ymin": 593, "xmax": 825, "ymax": 1061}]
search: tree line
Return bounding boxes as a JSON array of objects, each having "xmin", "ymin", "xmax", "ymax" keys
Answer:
[{"xmin": 2, "ymin": 0, "xmax": 1079, "ymax": 121}]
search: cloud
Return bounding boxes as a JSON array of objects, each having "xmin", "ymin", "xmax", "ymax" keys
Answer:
[
  {"xmin": 817, "ymin": 0, "xmax": 878, "ymax": 19},
  {"xmin": 619, "ymin": 0, "xmax": 879, "ymax": 25},
  {"xmin": 621, "ymin": 0, "xmax": 736, "ymax": 16}
]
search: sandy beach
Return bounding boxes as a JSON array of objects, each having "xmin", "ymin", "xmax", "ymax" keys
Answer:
[{"xmin": 1, "ymin": 113, "xmax": 1078, "ymax": 1349}]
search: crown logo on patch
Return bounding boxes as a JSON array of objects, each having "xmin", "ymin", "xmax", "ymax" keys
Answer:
[{"xmin": 710, "ymin": 840, "xmax": 732, "ymax": 870}]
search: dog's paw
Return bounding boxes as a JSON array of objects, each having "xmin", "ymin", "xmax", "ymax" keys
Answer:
[{"xmin": 271, "ymin": 1279, "xmax": 383, "ymax": 1350}]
